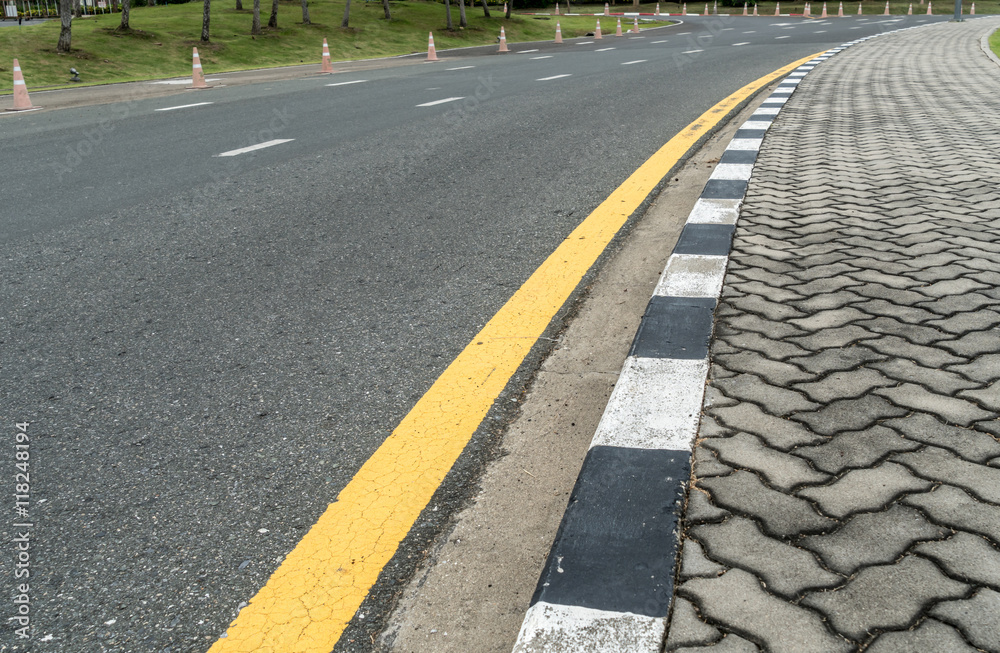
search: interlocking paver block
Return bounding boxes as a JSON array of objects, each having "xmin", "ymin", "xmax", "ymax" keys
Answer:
[
  {"xmin": 875, "ymin": 384, "xmax": 992, "ymax": 427},
  {"xmin": 800, "ymin": 504, "xmax": 947, "ymax": 575},
  {"xmin": 791, "ymin": 291, "xmax": 862, "ymax": 312},
  {"xmin": 859, "ymin": 317, "xmax": 947, "ymax": 346},
  {"xmin": 693, "ymin": 446, "xmax": 734, "ymax": 479},
  {"xmin": 787, "ymin": 346, "xmax": 888, "ymax": 375},
  {"xmin": 681, "ymin": 569, "xmax": 852, "ymax": 653},
  {"xmin": 904, "ymin": 485, "xmax": 1000, "ymax": 546},
  {"xmin": 798, "ymin": 462, "xmax": 932, "ymax": 519},
  {"xmin": 801, "ymin": 555, "xmax": 969, "ymax": 642},
  {"xmin": 699, "ymin": 471, "xmax": 837, "ymax": 538},
  {"xmin": 937, "ymin": 330, "xmax": 1000, "ymax": 358},
  {"xmin": 711, "ymin": 403, "xmax": 825, "ymax": 450},
  {"xmin": 894, "ymin": 446, "xmax": 1000, "ymax": 505},
  {"xmin": 794, "ymin": 395, "xmax": 908, "ymax": 437},
  {"xmin": 915, "ymin": 531, "xmax": 1000, "ymax": 589},
  {"xmin": 929, "ymin": 310, "xmax": 1000, "ymax": 335},
  {"xmin": 713, "ymin": 351, "xmax": 815, "ymax": 385},
  {"xmin": 789, "ymin": 307, "xmax": 870, "ymax": 331},
  {"xmin": 947, "ymin": 353, "xmax": 1000, "ymax": 384},
  {"xmin": 794, "ymin": 426, "xmax": 920, "ymax": 474},
  {"xmin": 792, "ymin": 368, "xmax": 894, "ymax": 404},
  {"xmin": 680, "ymin": 536, "xmax": 727, "ymax": 580},
  {"xmin": 686, "ymin": 487, "xmax": 730, "ymax": 524},
  {"xmin": 786, "ymin": 324, "xmax": 875, "ymax": 350},
  {"xmin": 673, "ymin": 633, "xmax": 761, "ymax": 653},
  {"xmin": 861, "ymin": 335, "xmax": 964, "ymax": 368},
  {"xmin": 865, "ymin": 619, "xmax": 981, "ymax": 653},
  {"xmin": 705, "ymin": 433, "xmax": 829, "ymax": 490},
  {"xmin": 871, "ymin": 359, "xmax": 979, "ymax": 394},
  {"xmin": 665, "ymin": 596, "xmax": 722, "ymax": 650},
  {"xmin": 717, "ymin": 331, "xmax": 810, "ymax": 361},
  {"xmin": 959, "ymin": 380, "xmax": 1000, "ymax": 412},
  {"xmin": 913, "ymin": 278, "xmax": 989, "ymax": 298},
  {"xmin": 725, "ymin": 313, "xmax": 805, "ymax": 340},
  {"xmin": 918, "ymin": 293, "xmax": 996, "ymax": 317},
  {"xmin": 929, "ymin": 589, "xmax": 1000, "ymax": 652},
  {"xmin": 713, "ymin": 374, "xmax": 819, "ymax": 417},
  {"xmin": 885, "ymin": 413, "xmax": 1000, "ymax": 463},
  {"xmin": 693, "ymin": 517, "xmax": 840, "ymax": 598},
  {"xmin": 727, "ymin": 295, "xmax": 806, "ymax": 322}
]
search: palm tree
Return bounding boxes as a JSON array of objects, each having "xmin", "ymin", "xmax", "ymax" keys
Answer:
[
  {"xmin": 381, "ymin": 0, "xmax": 390, "ymax": 19},
  {"xmin": 201, "ymin": 0, "xmax": 210, "ymax": 41},
  {"xmin": 251, "ymin": 0, "xmax": 260, "ymax": 34},
  {"xmin": 458, "ymin": 0, "xmax": 467, "ymax": 27},
  {"xmin": 267, "ymin": 0, "xmax": 277, "ymax": 27},
  {"xmin": 300, "ymin": 0, "xmax": 309, "ymax": 23},
  {"xmin": 118, "ymin": 0, "xmax": 130, "ymax": 29},
  {"xmin": 341, "ymin": 0, "xmax": 350, "ymax": 26},
  {"xmin": 57, "ymin": 0, "xmax": 72, "ymax": 51}
]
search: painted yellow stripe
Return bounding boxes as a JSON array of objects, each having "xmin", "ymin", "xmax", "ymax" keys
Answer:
[{"xmin": 209, "ymin": 51, "xmax": 826, "ymax": 653}]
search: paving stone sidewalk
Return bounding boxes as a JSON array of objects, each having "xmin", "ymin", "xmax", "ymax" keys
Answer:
[{"xmin": 667, "ymin": 19, "xmax": 1000, "ymax": 653}]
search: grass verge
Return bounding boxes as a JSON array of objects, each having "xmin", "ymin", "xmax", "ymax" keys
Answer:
[{"xmin": 0, "ymin": 1, "xmax": 671, "ymax": 91}]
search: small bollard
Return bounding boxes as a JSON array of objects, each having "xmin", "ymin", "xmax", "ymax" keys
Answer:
[{"xmin": 69, "ymin": 67, "xmax": 81, "ymax": 82}]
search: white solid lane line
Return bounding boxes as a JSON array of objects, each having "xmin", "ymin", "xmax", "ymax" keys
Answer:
[
  {"xmin": 621, "ymin": 59, "xmax": 647, "ymax": 65},
  {"xmin": 595, "ymin": 47, "xmax": 616, "ymax": 51},
  {"xmin": 446, "ymin": 66, "xmax": 475, "ymax": 70},
  {"xmin": 326, "ymin": 80, "xmax": 368, "ymax": 86},
  {"xmin": 416, "ymin": 97, "xmax": 465, "ymax": 107},
  {"xmin": 156, "ymin": 102, "xmax": 213, "ymax": 111},
  {"xmin": 536, "ymin": 74, "xmax": 572, "ymax": 81},
  {"xmin": 531, "ymin": 55, "xmax": 554, "ymax": 59},
  {"xmin": 217, "ymin": 139, "xmax": 294, "ymax": 157}
]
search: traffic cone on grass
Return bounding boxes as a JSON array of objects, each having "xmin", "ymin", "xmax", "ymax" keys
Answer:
[{"xmin": 555, "ymin": 21, "xmax": 563, "ymax": 43}]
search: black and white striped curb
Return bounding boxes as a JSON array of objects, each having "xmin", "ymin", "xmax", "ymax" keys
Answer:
[{"xmin": 508, "ymin": 24, "xmax": 949, "ymax": 649}]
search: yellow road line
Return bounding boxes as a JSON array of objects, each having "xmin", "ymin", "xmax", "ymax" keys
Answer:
[{"xmin": 209, "ymin": 51, "xmax": 825, "ymax": 653}]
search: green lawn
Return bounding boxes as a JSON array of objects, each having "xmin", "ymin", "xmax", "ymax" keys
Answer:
[
  {"xmin": 0, "ymin": 1, "xmax": 670, "ymax": 91},
  {"xmin": 990, "ymin": 25, "xmax": 1000, "ymax": 58}
]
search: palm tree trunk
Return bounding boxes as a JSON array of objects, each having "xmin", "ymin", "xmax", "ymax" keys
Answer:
[
  {"xmin": 57, "ymin": 0, "xmax": 72, "ymax": 51},
  {"xmin": 251, "ymin": 0, "xmax": 260, "ymax": 34},
  {"xmin": 300, "ymin": 0, "xmax": 309, "ymax": 23},
  {"xmin": 458, "ymin": 0, "xmax": 467, "ymax": 26},
  {"xmin": 235, "ymin": 0, "xmax": 242, "ymax": 10},
  {"xmin": 480, "ymin": 0, "xmax": 489, "ymax": 17},
  {"xmin": 201, "ymin": 0, "xmax": 210, "ymax": 40},
  {"xmin": 73, "ymin": 0, "xmax": 81, "ymax": 18},
  {"xmin": 444, "ymin": 0, "xmax": 453, "ymax": 28},
  {"xmin": 381, "ymin": 0, "xmax": 390, "ymax": 19},
  {"xmin": 267, "ymin": 0, "xmax": 277, "ymax": 27},
  {"xmin": 118, "ymin": 0, "xmax": 129, "ymax": 27},
  {"xmin": 341, "ymin": 0, "xmax": 350, "ymax": 26}
]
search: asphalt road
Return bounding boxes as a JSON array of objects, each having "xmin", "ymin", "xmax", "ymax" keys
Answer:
[{"xmin": 0, "ymin": 13, "xmax": 952, "ymax": 652}]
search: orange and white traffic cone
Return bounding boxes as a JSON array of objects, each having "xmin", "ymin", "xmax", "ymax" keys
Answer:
[
  {"xmin": 820, "ymin": 2, "xmax": 827, "ymax": 16},
  {"xmin": 604, "ymin": 2, "xmax": 609, "ymax": 14},
  {"xmin": 555, "ymin": 21, "xmax": 563, "ymax": 43},
  {"xmin": 907, "ymin": 3, "xmax": 912, "ymax": 12},
  {"xmin": 503, "ymin": 2, "xmax": 507, "ymax": 12},
  {"xmin": 188, "ymin": 47, "xmax": 212, "ymax": 90},
  {"xmin": 498, "ymin": 26, "xmax": 509, "ymax": 52},
  {"xmin": 615, "ymin": 17, "xmax": 623, "ymax": 35},
  {"xmin": 703, "ymin": 3, "xmax": 709, "ymax": 14},
  {"xmin": 655, "ymin": 2, "xmax": 660, "ymax": 14},
  {"xmin": 971, "ymin": 2, "xmax": 975, "ymax": 13},
  {"xmin": 858, "ymin": 1, "xmax": 862, "ymax": 13},
  {"xmin": 595, "ymin": 19, "xmax": 603, "ymax": 38},
  {"xmin": 682, "ymin": 2, "xmax": 687, "ymax": 13},
  {"xmin": 427, "ymin": 31, "xmax": 439, "ymax": 61},
  {"xmin": 883, "ymin": 1, "xmax": 889, "ymax": 14},
  {"xmin": 743, "ymin": 2, "xmax": 747, "ymax": 14},
  {"xmin": 713, "ymin": 0, "xmax": 717, "ymax": 12},
  {"xmin": 803, "ymin": 2, "xmax": 810, "ymax": 16},
  {"xmin": 926, "ymin": 1, "xmax": 932, "ymax": 13},
  {"xmin": 774, "ymin": 2, "xmax": 780, "ymax": 14},
  {"xmin": 6, "ymin": 59, "xmax": 39, "ymax": 112},
  {"xmin": 837, "ymin": 1, "xmax": 843, "ymax": 15},
  {"xmin": 753, "ymin": 3, "xmax": 758, "ymax": 14},
  {"xmin": 554, "ymin": 1, "xmax": 559, "ymax": 14},
  {"xmin": 321, "ymin": 38, "xmax": 334, "ymax": 74},
  {"xmin": 632, "ymin": 16, "xmax": 639, "ymax": 32}
]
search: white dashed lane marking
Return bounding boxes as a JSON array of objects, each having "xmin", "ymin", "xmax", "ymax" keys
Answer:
[
  {"xmin": 622, "ymin": 59, "xmax": 647, "ymax": 65},
  {"xmin": 326, "ymin": 80, "xmax": 368, "ymax": 87},
  {"xmin": 446, "ymin": 66, "xmax": 475, "ymax": 70},
  {"xmin": 217, "ymin": 139, "xmax": 295, "ymax": 157},
  {"xmin": 536, "ymin": 74, "xmax": 572, "ymax": 81},
  {"xmin": 775, "ymin": 35, "xmax": 790, "ymax": 39},
  {"xmin": 518, "ymin": 49, "xmax": 540, "ymax": 53},
  {"xmin": 652, "ymin": 39, "xmax": 668, "ymax": 43},
  {"xmin": 595, "ymin": 47, "xmax": 616, "ymax": 51},
  {"xmin": 733, "ymin": 42, "xmax": 751, "ymax": 46},
  {"xmin": 156, "ymin": 102, "xmax": 213, "ymax": 111},
  {"xmin": 416, "ymin": 97, "xmax": 465, "ymax": 107},
  {"xmin": 683, "ymin": 49, "xmax": 703, "ymax": 53},
  {"xmin": 531, "ymin": 55, "xmax": 554, "ymax": 59}
]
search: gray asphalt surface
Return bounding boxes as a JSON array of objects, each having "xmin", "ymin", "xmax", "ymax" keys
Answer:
[{"xmin": 0, "ymin": 13, "xmax": 953, "ymax": 652}]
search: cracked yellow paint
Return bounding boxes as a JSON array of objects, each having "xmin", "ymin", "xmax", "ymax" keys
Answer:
[{"xmin": 207, "ymin": 52, "xmax": 825, "ymax": 653}]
